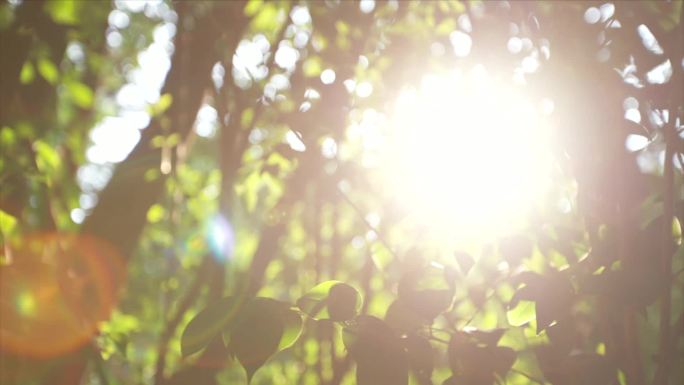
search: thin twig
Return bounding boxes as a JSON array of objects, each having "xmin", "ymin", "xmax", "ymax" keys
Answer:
[
  {"xmin": 654, "ymin": 112, "xmax": 675, "ymax": 385},
  {"xmin": 654, "ymin": 7, "xmax": 683, "ymax": 380},
  {"xmin": 337, "ymin": 188, "xmax": 401, "ymax": 263},
  {"xmin": 427, "ymin": 335, "xmax": 450, "ymax": 345},
  {"xmin": 675, "ymin": 152, "xmax": 684, "ymax": 181}
]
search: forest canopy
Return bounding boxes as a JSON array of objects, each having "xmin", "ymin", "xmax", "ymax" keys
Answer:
[{"xmin": 0, "ymin": 1, "xmax": 683, "ymax": 385}]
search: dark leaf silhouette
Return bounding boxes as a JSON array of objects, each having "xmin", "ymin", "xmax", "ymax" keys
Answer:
[
  {"xmin": 448, "ymin": 331, "xmax": 517, "ymax": 384},
  {"xmin": 385, "ymin": 298, "xmax": 425, "ymax": 334},
  {"xmin": 327, "ymin": 281, "xmax": 362, "ymax": 321},
  {"xmin": 536, "ymin": 348, "xmax": 616, "ymax": 385},
  {"xmin": 401, "ymin": 289, "xmax": 453, "ymax": 321},
  {"xmin": 297, "ymin": 281, "xmax": 361, "ymax": 321},
  {"xmin": 398, "ymin": 268, "xmax": 454, "ymax": 321},
  {"xmin": 499, "ymin": 234, "xmax": 533, "ymax": 266},
  {"xmin": 344, "ymin": 315, "xmax": 409, "ymax": 385},
  {"xmin": 454, "ymin": 251, "xmax": 475, "ymax": 275},
  {"xmin": 404, "ymin": 334, "xmax": 434, "ymax": 381}
]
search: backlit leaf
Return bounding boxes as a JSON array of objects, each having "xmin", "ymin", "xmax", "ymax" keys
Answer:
[
  {"xmin": 20, "ymin": 61, "xmax": 34, "ymax": 84},
  {"xmin": 227, "ymin": 297, "xmax": 302, "ymax": 383},
  {"xmin": 67, "ymin": 81, "xmax": 94, "ymax": 108},
  {"xmin": 44, "ymin": 0, "xmax": 80, "ymax": 25},
  {"xmin": 37, "ymin": 58, "xmax": 59, "ymax": 85},
  {"xmin": 180, "ymin": 296, "xmax": 242, "ymax": 357},
  {"xmin": 507, "ymin": 300, "xmax": 536, "ymax": 327},
  {"xmin": 33, "ymin": 140, "xmax": 61, "ymax": 177},
  {"xmin": 297, "ymin": 281, "xmax": 361, "ymax": 321},
  {"xmin": 0, "ymin": 210, "xmax": 17, "ymax": 234}
]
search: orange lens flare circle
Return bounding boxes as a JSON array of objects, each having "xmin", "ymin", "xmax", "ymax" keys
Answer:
[{"xmin": 0, "ymin": 233, "xmax": 125, "ymax": 358}]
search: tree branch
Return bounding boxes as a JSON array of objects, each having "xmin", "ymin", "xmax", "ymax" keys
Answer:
[{"xmin": 654, "ymin": 4, "xmax": 684, "ymax": 384}]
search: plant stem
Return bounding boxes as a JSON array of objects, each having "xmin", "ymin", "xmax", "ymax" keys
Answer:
[
  {"xmin": 510, "ymin": 368, "xmax": 545, "ymax": 385},
  {"xmin": 153, "ymin": 256, "xmax": 210, "ymax": 385},
  {"xmin": 338, "ymin": 188, "xmax": 401, "ymax": 263}
]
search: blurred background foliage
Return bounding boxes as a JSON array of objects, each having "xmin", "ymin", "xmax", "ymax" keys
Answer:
[{"xmin": 0, "ymin": 1, "xmax": 683, "ymax": 385}]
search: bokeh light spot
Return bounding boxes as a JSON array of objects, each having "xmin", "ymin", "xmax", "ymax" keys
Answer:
[
  {"xmin": 584, "ymin": 7, "xmax": 601, "ymax": 24},
  {"xmin": 321, "ymin": 69, "xmax": 336, "ymax": 85},
  {"xmin": 16, "ymin": 291, "xmax": 36, "ymax": 317}
]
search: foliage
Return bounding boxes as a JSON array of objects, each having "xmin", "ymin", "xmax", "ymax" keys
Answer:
[{"xmin": 1, "ymin": 1, "xmax": 683, "ymax": 385}]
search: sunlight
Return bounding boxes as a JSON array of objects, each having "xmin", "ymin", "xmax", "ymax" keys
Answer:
[{"xmin": 382, "ymin": 67, "xmax": 553, "ymax": 237}]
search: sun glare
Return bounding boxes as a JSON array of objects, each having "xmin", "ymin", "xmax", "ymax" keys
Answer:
[{"xmin": 382, "ymin": 67, "xmax": 553, "ymax": 238}]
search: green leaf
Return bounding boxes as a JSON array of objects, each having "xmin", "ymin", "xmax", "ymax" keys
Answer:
[
  {"xmin": 297, "ymin": 281, "xmax": 361, "ymax": 321},
  {"xmin": 278, "ymin": 306, "xmax": 303, "ymax": 350},
  {"xmin": 296, "ymin": 280, "xmax": 334, "ymax": 319},
  {"xmin": 149, "ymin": 93, "xmax": 173, "ymax": 117},
  {"xmin": 251, "ymin": 3, "xmax": 281, "ymax": 32},
  {"xmin": 146, "ymin": 204, "xmax": 165, "ymax": 223},
  {"xmin": 0, "ymin": 126, "xmax": 16, "ymax": 147},
  {"xmin": 44, "ymin": 0, "xmax": 80, "ymax": 25},
  {"xmin": 227, "ymin": 297, "xmax": 302, "ymax": 383},
  {"xmin": 67, "ymin": 81, "xmax": 94, "ymax": 108},
  {"xmin": 244, "ymin": 0, "xmax": 264, "ymax": 17},
  {"xmin": 0, "ymin": 209, "xmax": 17, "ymax": 234},
  {"xmin": 230, "ymin": 300, "xmax": 284, "ymax": 382},
  {"xmin": 507, "ymin": 300, "xmax": 536, "ymax": 327},
  {"xmin": 180, "ymin": 296, "xmax": 242, "ymax": 357},
  {"xmin": 33, "ymin": 140, "xmax": 61, "ymax": 177},
  {"xmin": 20, "ymin": 61, "xmax": 35, "ymax": 84},
  {"xmin": 37, "ymin": 58, "xmax": 59, "ymax": 85}
]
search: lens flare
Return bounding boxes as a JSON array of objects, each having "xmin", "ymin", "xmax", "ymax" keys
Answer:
[
  {"xmin": 0, "ymin": 233, "xmax": 124, "ymax": 358},
  {"xmin": 206, "ymin": 214, "xmax": 235, "ymax": 262},
  {"xmin": 380, "ymin": 68, "xmax": 553, "ymax": 239}
]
